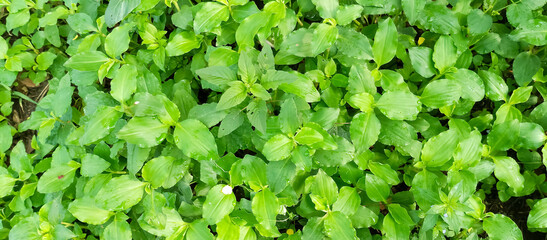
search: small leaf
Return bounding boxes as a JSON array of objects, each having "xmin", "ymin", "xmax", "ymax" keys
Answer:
[
  {"xmin": 479, "ymin": 70, "xmax": 508, "ymax": 102},
  {"xmin": 203, "ymin": 184, "xmax": 236, "ymax": 225},
  {"xmin": 95, "ymin": 175, "xmax": 146, "ymax": 211},
  {"xmin": 365, "ymin": 173, "xmax": 390, "ymax": 202},
  {"xmin": 420, "ymin": 79, "xmax": 461, "ymax": 108},
  {"xmin": 252, "ymin": 188, "xmax": 281, "ymax": 237},
  {"xmin": 483, "ymin": 214, "xmax": 523, "ymax": 240},
  {"xmin": 68, "ymin": 197, "xmax": 114, "ymax": 225},
  {"xmin": 408, "ymin": 47, "xmax": 436, "ymax": 78},
  {"xmin": 350, "ymin": 112, "xmax": 381, "ymax": 153},
  {"xmin": 110, "ymin": 64, "xmax": 138, "ymax": 103},
  {"xmin": 166, "ymin": 31, "xmax": 201, "ymax": 57},
  {"xmin": 492, "ymin": 156, "xmax": 525, "ymax": 192},
  {"xmin": 323, "ymin": 211, "xmax": 357, "ymax": 240},
  {"xmin": 513, "ymin": 52, "xmax": 540, "ymax": 86},
  {"xmin": 217, "ymin": 81, "xmax": 247, "ymax": 110},
  {"xmin": 117, "ymin": 117, "xmax": 168, "ymax": 148},
  {"xmin": 193, "ymin": 2, "xmax": 230, "ymax": 34},
  {"xmin": 373, "ymin": 18, "xmax": 398, "ymax": 67},
  {"xmin": 174, "ymin": 119, "xmax": 219, "ymax": 160},
  {"xmin": 104, "ymin": 0, "xmax": 141, "ymax": 27},
  {"xmin": 80, "ymin": 154, "xmax": 110, "ymax": 177},
  {"xmin": 262, "ymin": 134, "xmax": 294, "ymax": 161},
  {"xmin": 64, "ymin": 51, "xmax": 109, "ymax": 71},
  {"xmin": 376, "ymin": 91, "xmax": 421, "ymax": 121},
  {"xmin": 433, "ymin": 35, "xmax": 458, "ymax": 73}
]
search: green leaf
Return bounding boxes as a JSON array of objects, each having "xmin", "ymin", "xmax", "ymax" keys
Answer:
[
  {"xmin": 165, "ymin": 31, "xmax": 201, "ymax": 57},
  {"xmin": 347, "ymin": 92, "xmax": 374, "ymax": 112},
  {"xmin": 446, "ymin": 69, "xmax": 485, "ymax": 102},
  {"xmin": 37, "ymin": 161, "xmax": 79, "ymax": 193},
  {"xmin": 103, "ymin": 212, "xmax": 131, "ymax": 240},
  {"xmin": 218, "ymin": 110, "xmax": 244, "ymax": 137},
  {"xmin": 479, "ymin": 70, "xmax": 508, "ymax": 102},
  {"xmin": 196, "ymin": 66, "xmax": 237, "ymax": 90},
  {"xmin": 203, "ymin": 184, "xmax": 236, "ymax": 225},
  {"xmin": 186, "ymin": 220, "xmax": 214, "ymax": 240},
  {"xmin": 509, "ymin": 86, "xmax": 533, "ymax": 105},
  {"xmin": 336, "ymin": 27, "xmax": 372, "ymax": 60},
  {"xmin": 513, "ymin": 52, "xmax": 540, "ymax": 86},
  {"xmin": 295, "ymin": 127, "xmax": 324, "ymax": 145},
  {"xmin": 95, "ymin": 175, "xmax": 146, "ymax": 211},
  {"xmin": 528, "ymin": 198, "xmax": 547, "ymax": 231},
  {"xmin": 492, "ymin": 156, "xmax": 525, "ymax": 192},
  {"xmin": 510, "ymin": 19, "xmax": 547, "ymax": 46},
  {"xmin": 368, "ymin": 161, "xmax": 399, "ymax": 185},
  {"xmin": 373, "ymin": 18, "xmax": 398, "ymax": 67},
  {"xmin": 110, "ymin": 64, "xmax": 138, "ymax": 103},
  {"xmin": 323, "ymin": 211, "xmax": 357, "ymax": 240},
  {"xmin": 310, "ymin": 170, "xmax": 338, "ymax": 206},
  {"xmin": 487, "ymin": 119, "xmax": 520, "ymax": 151},
  {"xmin": 174, "ymin": 119, "xmax": 219, "ymax": 160},
  {"xmin": 80, "ymin": 154, "xmax": 110, "ymax": 177},
  {"xmin": 311, "ymin": 0, "xmax": 338, "ymax": 19},
  {"xmin": 252, "ymin": 188, "xmax": 281, "ymax": 237},
  {"xmin": 235, "ymin": 12, "xmax": 270, "ymax": 48},
  {"xmin": 262, "ymin": 134, "xmax": 294, "ymax": 161},
  {"xmin": 0, "ymin": 173, "xmax": 17, "ymax": 198},
  {"xmin": 311, "ymin": 23, "xmax": 338, "ymax": 56},
  {"xmin": 467, "ymin": 9, "xmax": 492, "ymax": 35},
  {"xmin": 279, "ymin": 98, "xmax": 300, "ymax": 134},
  {"xmin": 188, "ymin": 103, "xmax": 229, "ymax": 128},
  {"xmin": 68, "ymin": 197, "xmax": 114, "ymax": 225},
  {"xmin": 336, "ymin": 5, "xmax": 364, "ymax": 26},
  {"xmin": 421, "ymin": 129, "xmax": 459, "ymax": 168},
  {"xmin": 240, "ymin": 155, "xmax": 268, "ymax": 191},
  {"xmin": 217, "ymin": 81, "xmax": 247, "ymax": 110},
  {"xmin": 64, "ymin": 51, "xmax": 110, "ymax": 71},
  {"xmin": 118, "ymin": 117, "xmax": 168, "ymax": 148},
  {"xmin": 517, "ymin": 122, "xmax": 546, "ymax": 150},
  {"xmin": 506, "ymin": 3, "xmax": 532, "ymax": 28},
  {"xmin": 376, "ymin": 91, "xmax": 421, "ymax": 121},
  {"xmin": 142, "ymin": 156, "xmax": 185, "ymax": 189},
  {"xmin": 193, "ymin": 2, "xmax": 230, "ymax": 34},
  {"xmin": 332, "ymin": 187, "xmax": 360, "ymax": 216},
  {"xmin": 104, "ymin": 0, "xmax": 141, "ymax": 27},
  {"xmin": 350, "ymin": 112, "xmax": 380, "ymax": 153},
  {"xmin": 105, "ymin": 24, "xmax": 132, "ymax": 58},
  {"xmin": 8, "ymin": 215, "xmax": 41, "ymax": 240},
  {"xmin": 483, "ymin": 214, "xmax": 523, "ymax": 240},
  {"xmin": 266, "ymin": 160, "xmax": 296, "ymax": 194},
  {"xmin": 408, "ymin": 47, "xmax": 436, "ymax": 78},
  {"xmin": 246, "ymin": 100, "xmax": 268, "ymax": 134},
  {"xmin": 420, "ymin": 79, "xmax": 461, "ymax": 108},
  {"xmin": 401, "ymin": 0, "xmax": 426, "ymax": 24},
  {"xmin": 365, "ymin": 173, "xmax": 390, "ymax": 202},
  {"xmin": 433, "ymin": 35, "xmax": 457, "ymax": 73}
]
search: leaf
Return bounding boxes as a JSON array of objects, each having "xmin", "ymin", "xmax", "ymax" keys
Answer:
[
  {"xmin": 193, "ymin": 2, "xmax": 230, "ymax": 34},
  {"xmin": 266, "ymin": 160, "xmax": 296, "ymax": 194},
  {"xmin": 37, "ymin": 161, "xmax": 79, "ymax": 193},
  {"xmin": 421, "ymin": 129, "xmax": 459, "ymax": 168},
  {"xmin": 110, "ymin": 64, "xmax": 138, "ymax": 103},
  {"xmin": 467, "ymin": 9, "xmax": 492, "ymax": 35},
  {"xmin": 350, "ymin": 112, "xmax": 381, "ymax": 153},
  {"xmin": 332, "ymin": 187, "xmax": 360, "ymax": 216},
  {"xmin": 323, "ymin": 211, "xmax": 357, "ymax": 240},
  {"xmin": 68, "ymin": 197, "xmax": 114, "ymax": 225},
  {"xmin": 81, "ymin": 154, "xmax": 110, "ymax": 177},
  {"xmin": 336, "ymin": 5, "xmax": 364, "ymax": 26},
  {"xmin": 218, "ymin": 110, "xmax": 244, "ymax": 137},
  {"xmin": 347, "ymin": 92, "xmax": 374, "ymax": 112},
  {"xmin": 310, "ymin": 170, "xmax": 338, "ymax": 206},
  {"xmin": 433, "ymin": 35, "xmax": 457, "ymax": 74},
  {"xmin": 446, "ymin": 69, "xmax": 485, "ymax": 102},
  {"xmin": 118, "ymin": 117, "xmax": 168, "ymax": 148},
  {"xmin": 186, "ymin": 220, "xmax": 214, "ymax": 240},
  {"xmin": 510, "ymin": 19, "xmax": 547, "ymax": 46},
  {"xmin": 373, "ymin": 18, "xmax": 398, "ymax": 67},
  {"xmin": 196, "ymin": 66, "xmax": 237, "ymax": 90},
  {"xmin": 252, "ymin": 188, "xmax": 280, "ymax": 237},
  {"xmin": 492, "ymin": 156, "xmax": 525, "ymax": 192},
  {"xmin": 246, "ymin": 100, "xmax": 268, "ymax": 134},
  {"xmin": 388, "ymin": 204, "xmax": 414, "ymax": 226},
  {"xmin": 217, "ymin": 81, "xmax": 247, "ymax": 110},
  {"xmin": 408, "ymin": 47, "xmax": 436, "ymax": 78},
  {"xmin": 105, "ymin": 24, "xmax": 131, "ymax": 58},
  {"xmin": 365, "ymin": 173, "xmax": 390, "ymax": 202},
  {"xmin": 64, "ymin": 51, "xmax": 110, "ymax": 71},
  {"xmin": 95, "ymin": 175, "xmax": 146, "ymax": 211},
  {"xmin": 401, "ymin": 0, "xmax": 426, "ymax": 24},
  {"xmin": 0, "ymin": 173, "xmax": 17, "ymax": 198},
  {"xmin": 368, "ymin": 161, "xmax": 399, "ymax": 185},
  {"xmin": 295, "ymin": 127, "xmax": 324, "ymax": 145},
  {"xmin": 479, "ymin": 70, "xmax": 508, "ymax": 102},
  {"xmin": 311, "ymin": 0, "xmax": 338, "ymax": 19},
  {"xmin": 165, "ymin": 31, "xmax": 201, "ymax": 57},
  {"xmin": 420, "ymin": 79, "xmax": 461, "ymax": 108},
  {"xmin": 506, "ymin": 3, "xmax": 532, "ymax": 28},
  {"xmin": 509, "ymin": 86, "xmax": 534, "ymax": 105},
  {"xmin": 104, "ymin": 0, "xmax": 141, "ymax": 27},
  {"xmin": 235, "ymin": 12, "xmax": 270, "ymax": 48},
  {"xmin": 483, "ymin": 214, "xmax": 523, "ymax": 240},
  {"xmin": 279, "ymin": 98, "xmax": 300, "ymax": 134},
  {"xmin": 311, "ymin": 23, "xmax": 338, "ymax": 56},
  {"xmin": 376, "ymin": 91, "xmax": 421, "ymax": 121},
  {"xmin": 487, "ymin": 119, "xmax": 520, "ymax": 151},
  {"xmin": 262, "ymin": 134, "xmax": 294, "ymax": 161},
  {"xmin": 142, "ymin": 156, "xmax": 185, "ymax": 189},
  {"xmin": 336, "ymin": 27, "xmax": 372, "ymax": 60},
  {"xmin": 103, "ymin": 213, "xmax": 131, "ymax": 240},
  {"xmin": 174, "ymin": 119, "xmax": 219, "ymax": 160},
  {"xmin": 240, "ymin": 155, "xmax": 268, "ymax": 191},
  {"xmin": 528, "ymin": 198, "xmax": 547, "ymax": 231},
  {"xmin": 203, "ymin": 184, "xmax": 236, "ymax": 224},
  {"xmin": 513, "ymin": 52, "xmax": 540, "ymax": 86}
]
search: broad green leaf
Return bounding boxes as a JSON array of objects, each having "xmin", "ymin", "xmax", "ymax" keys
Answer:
[
  {"xmin": 188, "ymin": 103, "xmax": 229, "ymax": 128},
  {"xmin": 295, "ymin": 127, "xmax": 324, "ymax": 145},
  {"xmin": 506, "ymin": 3, "xmax": 532, "ymax": 28},
  {"xmin": 382, "ymin": 213, "xmax": 411, "ymax": 239},
  {"xmin": 483, "ymin": 214, "xmax": 523, "ymax": 240},
  {"xmin": 332, "ymin": 187, "xmax": 360, "ymax": 216},
  {"xmin": 510, "ymin": 19, "xmax": 547, "ymax": 46},
  {"xmin": 467, "ymin": 9, "xmax": 492, "ymax": 35},
  {"xmin": 513, "ymin": 52, "xmax": 540, "ymax": 86},
  {"xmin": 420, "ymin": 79, "xmax": 461, "ymax": 108},
  {"xmin": 302, "ymin": 217, "xmax": 325, "ymax": 240},
  {"xmin": 142, "ymin": 156, "xmax": 185, "ymax": 188},
  {"xmin": 110, "ymin": 64, "xmax": 138, "ymax": 103},
  {"xmin": 401, "ymin": 0, "xmax": 426, "ymax": 24},
  {"xmin": 105, "ymin": 24, "xmax": 131, "ymax": 58},
  {"xmin": 348, "ymin": 92, "xmax": 374, "ymax": 112},
  {"xmin": 37, "ymin": 161, "xmax": 79, "ymax": 193},
  {"xmin": 95, "ymin": 175, "xmax": 146, "ymax": 211},
  {"xmin": 433, "ymin": 35, "xmax": 457, "ymax": 74},
  {"xmin": 311, "ymin": 0, "xmax": 338, "ymax": 19},
  {"xmin": 104, "ymin": 0, "xmax": 141, "ymax": 27},
  {"xmin": 373, "ymin": 18, "xmax": 398, "ymax": 67},
  {"xmin": 492, "ymin": 156, "xmax": 525, "ymax": 192},
  {"xmin": 103, "ymin": 212, "xmax": 131, "ymax": 240},
  {"xmin": 528, "ymin": 198, "xmax": 547, "ymax": 231},
  {"xmin": 350, "ymin": 112, "xmax": 380, "ymax": 153},
  {"xmin": 487, "ymin": 119, "xmax": 520, "ymax": 151},
  {"xmin": 376, "ymin": 91, "xmax": 421, "ymax": 121},
  {"xmin": 0, "ymin": 173, "xmax": 17, "ymax": 198},
  {"xmin": 350, "ymin": 206, "xmax": 378, "ymax": 228},
  {"xmin": 479, "ymin": 70, "xmax": 508, "ymax": 102},
  {"xmin": 174, "ymin": 119, "xmax": 218, "ymax": 160},
  {"xmin": 347, "ymin": 64, "xmax": 376, "ymax": 95},
  {"xmin": 246, "ymin": 100, "xmax": 268, "ymax": 134},
  {"xmin": 368, "ymin": 161, "xmax": 399, "ymax": 185},
  {"xmin": 420, "ymin": 2, "xmax": 460, "ymax": 34},
  {"xmin": 517, "ymin": 122, "xmax": 546, "ymax": 150},
  {"xmin": 279, "ymin": 98, "xmax": 300, "ymax": 134},
  {"xmin": 336, "ymin": 5, "xmax": 364, "ymax": 26},
  {"xmin": 68, "ymin": 197, "xmax": 114, "ymax": 225},
  {"xmin": 509, "ymin": 86, "xmax": 533, "ymax": 105},
  {"xmin": 235, "ymin": 12, "xmax": 270, "ymax": 48},
  {"xmin": 64, "ymin": 51, "xmax": 109, "ymax": 71},
  {"xmin": 203, "ymin": 184, "xmax": 236, "ymax": 224},
  {"xmin": 365, "ymin": 173, "xmax": 390, "ymax": 202},
  {"xmin": 310, "ymin": 170, "xmax": 338, "ymax": 206},
  {"xmin": 452, "ymin": 130, "xmax": 482, "ymax": 169},
  {"xmin": 262, "ymin": 134, "xmax": 294, "ymax": 161},
  {"xmin": 266, "ymin": 160, "xmax": 296, "ymax": 194},
  {"xmin": 67, "ymin": 13, "xmax": 97, "ymax": 33},
  {"xmin": 311, "ymin": 23, "xmax": 338, "ymax": 56},
  {"xmin": 408, "ymin": 47, "xmax": 436, "ymax": 78},
  {"xmin": 218, "ymin": 110, "xmax": 244, "ymax": 137},
  {"xmin": 323, "ymin": 211, "xmax": 357, "ymax": 240},
  {"xmin": 8, "ymin": 215, "xmax": 41, "ymax": 240},
  {"xmin": 446, "ymin": 69, "xmax": 485, "ymax": 102},
  {"xmin": 252, "ymin": 188, "xmax": 280, "ymax": 237},
  {"xmin": 195, "ymin": 66, "xmax": 237, "ymax": 90},
  {"xmin": 193, "ymin": 2, "xmax": 230, "ymax": 34},
  {"xmin": 165, "ymin": 32, "xmax": 201, "ymax": 57},
  {"xmin": 186, "ymin": 220, "xmax": 214, "ymax": 240},
  {"xmin": 421, "ymin": 129, "xmax": 459, "ymax": 168},
  {"xmin": 336, "ymin": 27, "xmax": 372, "ymax": 60},
  {"xmin": 240, "ymin": 155, "xmax": 268, "ymax": 191},
  {"xmin": 81, "ymin": 154, "xmax": 110, "ymax": 177},
  {"xmin": 388, "ymin": 204, "xmax": 414, "ymax": 226},
  {"xmin": 117, "ymin": 117, "xmax": 168, "ymax": 148},
  {"xmin": 217, "ymin": 81, "xmax": 247, "ymax": 110}
]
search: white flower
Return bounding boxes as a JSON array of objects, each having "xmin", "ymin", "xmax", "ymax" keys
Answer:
[{"xmin": 221, "ymin": 185, "xmax": 232, "ymax": 195}]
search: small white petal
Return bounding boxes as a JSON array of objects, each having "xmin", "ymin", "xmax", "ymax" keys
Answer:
[
  {"xmin": 221, "ymin": 185, "xmax": 232, "ymax": 195},
  {"xmin": 134, "ymin": 101, "xmax": 140, "ymax": 105}
]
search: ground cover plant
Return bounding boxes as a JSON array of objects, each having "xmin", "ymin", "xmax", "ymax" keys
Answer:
[{"xmin": 1, "ymin": 0, "xmax": 547, "ymax": 239}]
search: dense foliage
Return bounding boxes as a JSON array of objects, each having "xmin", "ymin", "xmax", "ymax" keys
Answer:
[{"xmin": 1, "ymin": 0, "xmax": 547, "ymax": 239}]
